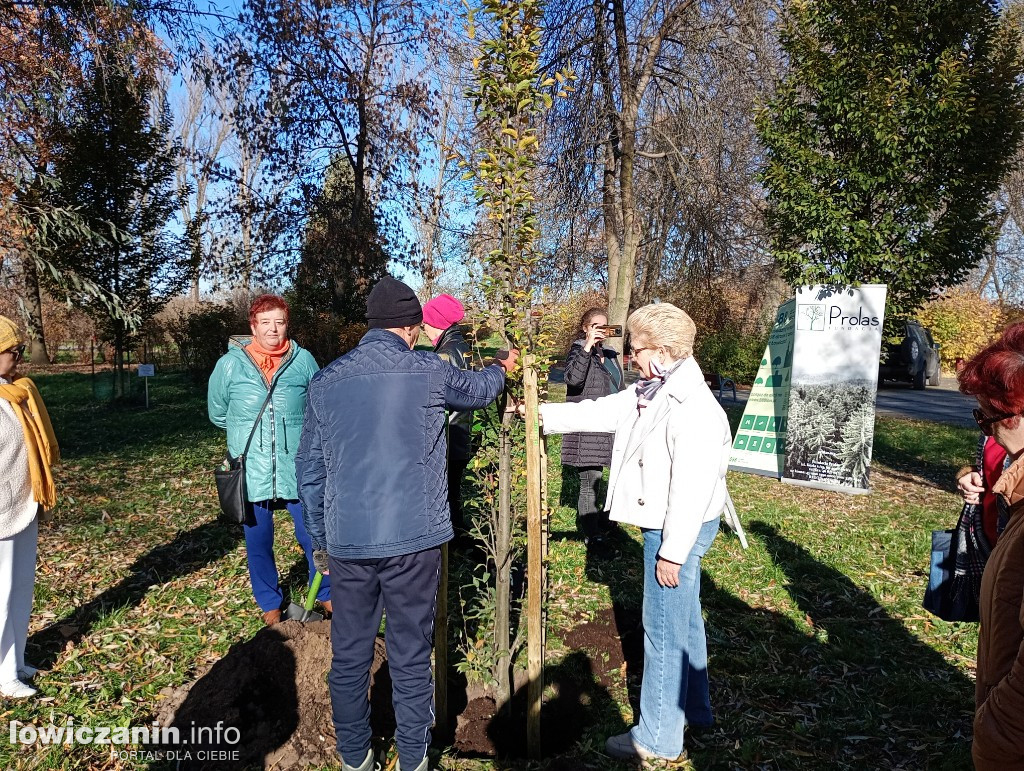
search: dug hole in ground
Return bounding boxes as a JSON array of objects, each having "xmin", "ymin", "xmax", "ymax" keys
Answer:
[{"xmin": 152, "ymin": 609, "xmax": 635, "ymax": 769}]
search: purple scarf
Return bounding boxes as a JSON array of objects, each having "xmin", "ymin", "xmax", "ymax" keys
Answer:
[{"xmin": 636, "ymin": 358, "xmax": 683, "ymax": 412}]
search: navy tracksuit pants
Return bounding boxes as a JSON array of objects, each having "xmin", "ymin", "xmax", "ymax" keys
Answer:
[{"xmin": 328, "ymin": 549, "xmax": 441, "ymax": 771}]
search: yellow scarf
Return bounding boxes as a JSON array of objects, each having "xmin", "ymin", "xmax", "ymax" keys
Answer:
[{"xmin": 0, "ymin": 377, "xmax": 59, "ymax": 509}]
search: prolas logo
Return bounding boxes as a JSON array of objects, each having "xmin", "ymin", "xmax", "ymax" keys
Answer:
[
  {"xmin": 829, "ymin": 306, "xmax": 880, "ymax": 327},
  {"xmin": 796, "ymin": 304, "xmax": 826, "ymax": 331}
]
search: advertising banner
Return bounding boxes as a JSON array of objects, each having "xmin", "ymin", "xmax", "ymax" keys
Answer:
[
  {"xmin": 782, "ymin": 285, "xmax": 888, "ymax": 493},
  {"xmin": 728, "ymin": 299, "xmax": 795, "ymax": 478}
]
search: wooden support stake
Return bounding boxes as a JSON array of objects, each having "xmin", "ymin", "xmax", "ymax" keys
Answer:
[
  {"xmin": 540, "ymin": 432, "xmax": 549, "ymax": 651},
  {"xmin": 540, "ymin": 432, "xmax": 549, "ymax": 559},
  {"xmin": 524, "ymin": 356, "xmax": 544, "ymax": 758},
  {"xmin": 435, "ymin": 542, "xmax": 449, "ymax": 734}
]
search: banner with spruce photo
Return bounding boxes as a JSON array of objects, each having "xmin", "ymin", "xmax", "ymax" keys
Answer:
[
  {"xmin": 782, "ymin": 285, "xmax": 888, "ymax": 494},
  {"xmin": 729, "ymin": 299, "xmax": 795, "ymax": 478}
]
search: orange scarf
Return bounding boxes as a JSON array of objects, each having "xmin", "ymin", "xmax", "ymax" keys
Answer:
[
  {"xmin": 246, "ymin": 339, "xmax": 291, "ymax": 384},
  {"xmin": 0, "ymin": 377, "xmax": 59, "ymax": 509}
]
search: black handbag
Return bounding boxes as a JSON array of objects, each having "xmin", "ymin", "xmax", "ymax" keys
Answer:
[
  {"xmin": 214, "ymin": 386, "xmax": 277, "ymax": 525},
  {"xmin": 923, "ymin": 436, "xmax": 995, "ymax": 622},
  {"xmin": 923, "ymin": 501, "xmax": 991, "ymax": 622}
]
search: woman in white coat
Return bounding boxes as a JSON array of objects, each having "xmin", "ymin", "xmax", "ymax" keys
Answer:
[
  {"xmin": 0, "ymin": 316, "xmax": 59, "ymax": 698},
  {"xmin": 539, "ymin": 302, "xmax": 731, "ymax": 762}
]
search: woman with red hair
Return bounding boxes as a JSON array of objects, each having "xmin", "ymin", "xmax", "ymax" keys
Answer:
[
  {"xmin": 208, "ymin": 294, "xmax": 330, "ymax": 624},
  {"xmin": 958, "ymin": 322, "xmax": 1024, "ymax": 769}
]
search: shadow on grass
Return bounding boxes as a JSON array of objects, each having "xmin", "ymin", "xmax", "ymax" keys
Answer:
[
  {"xmin": 559, "ymin": 464, "xmax": 610, "ymax": 539},
  {"xmin": 147, "ymin": 627, "xmax": 301, "ymax": 771},
  {"xmin": 559, "ymin": 464, "xmax": 579, "ymax": 509},
  {"xmin": 28, "ymin": 520, "xmax": 243, "ymax": 668},
  {"xmin": 584, "ymin": 525, "xmax": 645, "ymax": 722},
  {"xmin": 34, "ymin": 370, "xmax": 218, "ymax": 460},
  {"xmin": 485, "ymin": 651, "xmax": 629, "ymax": 769},
  {"xmin": 871, "ymin": 421, "xmax": 976, "ymax": 491},
  {"xmin": 692, "ymin": 520, "xmax": 974, "ymax": 768}
]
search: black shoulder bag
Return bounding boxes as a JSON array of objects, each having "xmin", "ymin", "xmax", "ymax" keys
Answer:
[
  {"xmin": 214, "ymin": 384, "xmax": 278, "ymax": 525},
  {"xmin": 923, "ymin": 437, "xmax": 993, "ymax": 622}
]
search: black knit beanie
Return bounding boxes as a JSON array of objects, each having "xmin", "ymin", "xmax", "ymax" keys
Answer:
[{"xmin": 366, "ymin": 276, "xmax": 423, "ymax": 329}]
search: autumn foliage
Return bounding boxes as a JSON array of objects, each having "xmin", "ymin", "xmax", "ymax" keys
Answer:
[{"xmin": 916, "ymin": 288, "xmax": 1005, "ymax": 370}]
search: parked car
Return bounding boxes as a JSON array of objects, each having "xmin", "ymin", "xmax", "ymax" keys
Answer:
[{"xmin": 878, "ymin": 320, "xmax": 941, "ymax": 390}]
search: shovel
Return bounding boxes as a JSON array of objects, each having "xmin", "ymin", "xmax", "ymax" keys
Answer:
[{"xmin": 282, "ymin": 571, "xmax": 325, "ymax": 622}]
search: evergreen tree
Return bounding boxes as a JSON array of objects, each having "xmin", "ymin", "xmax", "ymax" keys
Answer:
[
  {"xmin": 51, "ymin": 64, "xmax": 184, "ymax": 394},
  {"xmin": 290, "ymin": 155, "xmax": 389, "ymax": 363},
  {"xmin": 296, "ymin": 155, "xmax": 389, "ymax": 322},
  {"xmin": 758, "ymin": 0, "xmax": 1024, "ymax": 320}
]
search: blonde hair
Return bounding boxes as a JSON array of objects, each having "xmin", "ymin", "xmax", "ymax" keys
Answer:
[{"xmin": 626, "ymin": 303, "xmax": 696, "ymax": 361}]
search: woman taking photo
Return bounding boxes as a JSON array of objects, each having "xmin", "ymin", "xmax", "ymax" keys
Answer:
[
  {"xmin": 561, "ymin": 307, "xmax": 623, "ymax": 546},
  {"xmin": 208, "ymin": 295, "xmax": 329, "ymax": 625},
  {"xmin": 538, "ymin": 302, "xmax": 731, "ymax": 761},
  {"xmin": 958, "ymin": 322, "xmax": 1024, "ymax": 769},
  {"xmin": 0, "ymin": 316, "xmax": 59, "ymax": 698}
]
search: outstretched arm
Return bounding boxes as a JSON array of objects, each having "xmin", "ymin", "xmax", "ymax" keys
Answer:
[
  {"xmin": 444, "ymin": 348, "xmax": 519, "ymax": 410},
  {"xmin": 538, "ymin": 387, "xmax": 635, "ymax": 435}
]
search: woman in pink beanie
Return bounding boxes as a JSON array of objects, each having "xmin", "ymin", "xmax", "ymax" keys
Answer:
[
  {"xmin": 421, "ymin": 295, "xmax": 474, "ymax": 537},
  {"xmin": 422, "ymin": 294, "xmax": 464, "ymax": 332}
]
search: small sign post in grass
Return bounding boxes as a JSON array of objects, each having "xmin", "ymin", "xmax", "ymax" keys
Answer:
[{"xmin": 137, "ymin": 363, "xmax": 155, "ymax": 408}]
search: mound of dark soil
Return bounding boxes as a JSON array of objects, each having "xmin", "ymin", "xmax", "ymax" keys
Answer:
[
  {"xmin": 453, "ymin": 608, "xmax": 642, "ymax": 760},
  {"xmin": 153, "ymin": 620, "xmax": 391, "ymax": 769},
  {"xmin": 562, "ymin": 606, "xmax": 643, "ymax": 688},
  {"xmin": 153, "ymin": 609, "xmax": 634, "ymax": 768}
]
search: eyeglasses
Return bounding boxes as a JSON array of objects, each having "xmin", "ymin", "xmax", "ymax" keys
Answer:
[
  {"xmin": 630, "ymin": 346, "xmax": 652, "ymax": 356},
  {"xmin": 1, "ymin": 344, "xmax": 25, "ymax": 361},
  {"xmin": 973, "ymin": 407, "xmax": 1016, "ymax": 435}
]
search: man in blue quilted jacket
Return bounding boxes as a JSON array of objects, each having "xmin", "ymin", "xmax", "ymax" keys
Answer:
[{"xmin": 296, "ymin": 276, "xmax": 517, "ymax": 771}]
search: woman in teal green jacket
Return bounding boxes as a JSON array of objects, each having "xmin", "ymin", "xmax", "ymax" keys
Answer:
[{"xmin": 208, "ymin": 295, "xmax": 330, "ymax": 625}]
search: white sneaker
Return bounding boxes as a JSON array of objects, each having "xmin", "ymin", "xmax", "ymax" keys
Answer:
[
  {"xmin": 1, "ymin": 680, "xmax": 37, "ymax": 698},
  {"xmin": 341, "ymin": 749, "xmax": 380, "ymax": 771},
  {"xmin": 18, "ymin": 665, "xmax": 37, "ymax": 680},
  {"xmin": 605, "ymin": 730, "xmax": 679, "ymax": 761}
]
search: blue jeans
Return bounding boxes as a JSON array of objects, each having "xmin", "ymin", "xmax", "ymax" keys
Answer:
[
  {"xmin": 632, "ymin": 517, "xmax": 720, "ymax": 759},
  {"xmin": 245, "ymin": 499, "xmax": 330, "ymax": 612}
]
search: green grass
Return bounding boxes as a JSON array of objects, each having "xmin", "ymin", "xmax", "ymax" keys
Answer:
[{"xmin": 4, "ymin": 371, "xmax": 979, "ymax": 769}]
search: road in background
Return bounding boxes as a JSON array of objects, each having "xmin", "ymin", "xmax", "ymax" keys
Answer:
[
  {"xmin": 549, "ymin": 367, "xmax": 976, "ymax": 428},
  {"xmin": 718, "ymin": 376, "xmax": 976, "ymax": 428}
]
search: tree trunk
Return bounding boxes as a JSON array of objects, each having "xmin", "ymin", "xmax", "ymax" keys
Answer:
[
  {"xmin": 113, "ymin": 318, "xmax": 129, "ymax": 399},
  {"xmin": 605, "ymin": 114, "xmax": 640, "ymax": 350},
  {"xmin": 20, "ymin": 258, "xmax": 51, "ymax": 365},
  {"xmin": 602, "ymin": 130, "xmax": 623, "ymax": 337},
  {"xmin": 591, "ymin": 0, "xmax": 691, "ymax": 350},
  {"xmin": 189, "ymin": 224, "xmax": 203, "ymax": 303},
  {"xmin": 494, "ymin": 409, "xmax": 514, "ymax": 711},
  {"xmin": 420, "ymin": 93, "xmax": 454, "ymax": 299},
  {"xmin": 238, "ymin": 140, "xmax": 254, "ymax": 289}
]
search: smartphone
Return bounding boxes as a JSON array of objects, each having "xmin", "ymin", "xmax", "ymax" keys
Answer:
[{"xmin": 601, "ymin": 325, "xmax": 623, "ymax": 337}]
